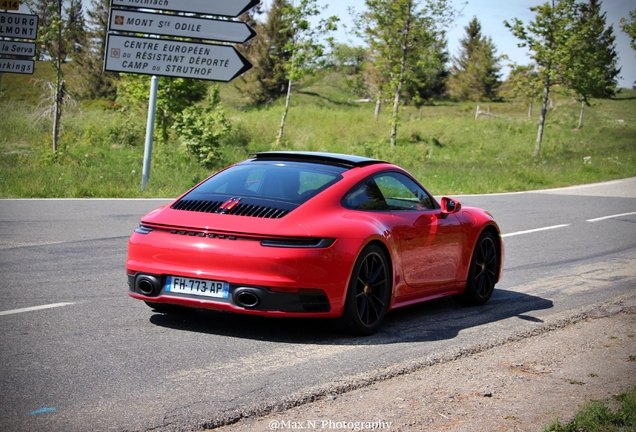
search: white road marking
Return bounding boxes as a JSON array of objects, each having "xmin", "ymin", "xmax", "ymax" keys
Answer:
[
  {"xmin": 587, "ymin": 212, "xmax": 636, "ymax": 223},
  {"xmin": 502, "ymin": 224, "xmax": 570, "ymax": 238},
  {"xmin": 0, "ymin": 302, "xmax": 75, "ymax": 316}
]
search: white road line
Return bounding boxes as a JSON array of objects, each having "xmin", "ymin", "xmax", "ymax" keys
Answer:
[
  {"xmin": 587, "ymin": 212, "xmax": 636, "ymax": 223},
  {"xmin": 0, "ymin": 302, "xmax": 75, "ymax": 317},
  {"xmin": 501, "ymin": 224, "xmax": 570, "ymax": 238}
]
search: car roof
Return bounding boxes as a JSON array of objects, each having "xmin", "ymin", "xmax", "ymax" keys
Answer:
[{"xmin": 250, "ymin": 151, "xmax": 385, "ymax": 168}]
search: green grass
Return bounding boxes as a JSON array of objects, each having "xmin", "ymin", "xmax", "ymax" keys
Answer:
[
  {"xmin": 1, "ymin": 64, "xmax": 635, "ymax": 197},
  {"xmin": 543, "ymin": 387, "xmax": 636, "ymax": 432}
]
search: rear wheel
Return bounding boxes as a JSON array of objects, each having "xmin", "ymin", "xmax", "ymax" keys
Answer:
[
  {"xmin": 456, "ymin": 231, "xmax": 498, "ymax": 305},
  {"xmin": 339, "ymin": 245, "xmax": 391, "ymax": 335}
]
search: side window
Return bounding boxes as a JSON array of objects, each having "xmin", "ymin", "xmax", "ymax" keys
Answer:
[
  {"xmin": 374, "ymin": 172, "xmax": 435, "ymax": 211},
  {"xmin": 342, "ymin": 179, "xmax": 389, "ymax": 211}
]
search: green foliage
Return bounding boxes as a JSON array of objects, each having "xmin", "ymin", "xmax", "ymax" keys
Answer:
[
  {"xmin": 543, "ymin": 387, "xmax": 636, "ymax": 432},
  {"xmin": 275, "ymin": 0, "xmax": 339, "ymax": 145},
  {"xmin": 117, "ymin": 75, "xmax": 207, "ymax": 141},
  {"xmin": 448, "ymin": 17, "xmax": 505, "ymax": 102},
  {"xmin": 280, "ymin": 0, "xmax": 339, "ymax": 83},
  {"xmin": 620, "ymin": 10, "xmax": 636, "ymax": 52},
  {"xmin": 330, "ymin": 43, "xmax": 367, "ymax": 75},
  {"xmin": 504, "ymin": 63, "xmax": 542, "ymax": 105},
  {"xmin": 172, "ymin": 86, "xmax": 232, "ymax": 167},
  {"xmin": 505, "ymin": 0, "xmax": 580, "ymax": 156},
  {"xmin": 73, "ymin": 0, "xmax": 117, "ymax": 99},
  {"xmin": 560, "ymin": 0, "xmax": 620, "ymax": 127},
  {"xmin": 106, "ymin": 116, "xmax": 144, "ymax": 147},
  {"xmin": 2, "ymin": 73, "xmax": 636, "ymax": 198},
  {"xmin": 354, "ymin": 0, "xmax": 457, "ymax": 146},
  {"xmin": 234, "ymin": 0, "xmax": 293, "ymax": 105}
]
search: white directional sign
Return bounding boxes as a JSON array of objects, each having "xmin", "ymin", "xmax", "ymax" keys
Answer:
[
  {"xmin": 0, "ymin": 40, "xmax": 35, "ymax": 57},
  {"xmin": 104, "ymin": 34, "xmax": 252, "ymax": 81},
  {"xmin": 0, "ymin": 56, "xmax": 34, "ymax": 74},
  {"xmin": 110, "ymin": 0, "xmax": 261, "ymax": 18},
  {"xmin": 109, "ymin": 9, "xmax": 256, "ymax": 44},
  {"xmin": 0, "ymin": 12, "xmax": 38, "ymax": 40}
]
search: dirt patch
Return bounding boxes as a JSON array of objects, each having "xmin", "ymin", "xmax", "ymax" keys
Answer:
[{"xmin": 211, "ymin": 305, "xmax": 636, "ymax": 432}]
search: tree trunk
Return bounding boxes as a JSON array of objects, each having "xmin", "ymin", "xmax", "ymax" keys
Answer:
[
  {"xmin": 276, "ymin": 78, "xmax": 293, "ymax": 147},
  {"xmin": 390, "ymin": 2, "xmax": 412, "ymax": 148},
  {"xmin": 535, "ymin": 73, "xmax": 551, "ymax": 157},
  {"xmin": 53, "ymin": 80, "xmax": 65, "ymax": 154},
  {"xmin": 374, "ymin": 92, "xmax": 382, "ymax": 119},
  {"xmin": 528, "ymin": 101, "xmax": 533, "ymax": 118},
  {"xmin": 390, "ymin": 80, "xmax": 403, "ymax": 147},
  {"xmin": 577, "ymin": 99, "xmax": 585, "ymax": 130}
]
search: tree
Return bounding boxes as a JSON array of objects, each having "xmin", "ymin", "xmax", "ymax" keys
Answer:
[
  {"xmin": 275, "ymin": 0, "xmax": 338, "ymax": 146},
  {"xmin": 173, "ymin": 86, "xmax": 232, "ymax": 167},
  {"xmin": 503, "ymin": 63, "xmax": 542, "ymax": 117},
  {"xmin": 75, "ymin": 0, "xmax": 117, "ymax": 99},
  {"xmin": 116, "ymin": 76, "xmax": 207, "ymax": 142},
  {"xmin": 505, "ymin": 0, "xmax": 579, "ymax": 157},
  {"xmin": 403, "ymin": 37, "xmax": 449, "ymax": 107},
  {"xmin": 26, "ymin": 0, "xmax": 85, "ymax": 153},
  {"xmin": 561, "ymin": 0, "xmax": 619, "ymax": 129},
  {"xmin": 330, "ymin": 43, "xmax": 367, "ymax": 75},
  {"xmin": 448, "ymin": 17, "xmax": 505, "ymax": 101},
  {"xmin": 234, "ymin": 0, "xmax": 293, "ymax": 105},
  {"xmin": 619, "ymin": 10, "xmax": 636, "ymax": 54},
  {"xmin": 355, "ymin": 0, "xmax": 455, "ymax": 146}
]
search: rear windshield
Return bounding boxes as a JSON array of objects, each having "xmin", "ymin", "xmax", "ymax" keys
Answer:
[{"xmin": 187, "ymin": 160, "xmax": 346, "ymax": 203}]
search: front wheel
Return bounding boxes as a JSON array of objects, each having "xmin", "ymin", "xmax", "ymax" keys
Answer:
[
  {"xmin": 456, "ymin": 231, "xmax": 499, "ymax": 305},
  {"xmin": 339, "ymin": 245, "xmax": 391, "ymax": 335}
]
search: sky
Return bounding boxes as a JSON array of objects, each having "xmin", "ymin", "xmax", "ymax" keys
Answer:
[{"xmin": 18, "ymin": 0, "xmax": 636, "ymax": 88}]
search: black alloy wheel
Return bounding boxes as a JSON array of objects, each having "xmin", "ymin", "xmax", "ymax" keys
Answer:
[
  {"xmin": 457, "ymin": 231, "xmax": 498, "ymax": 305},
  {"xmin": 340, "ymin": 245, "xmax": 391, "ymax": 335}
]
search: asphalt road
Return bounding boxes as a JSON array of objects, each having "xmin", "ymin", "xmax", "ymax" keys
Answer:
[{"xmin": 0, "ymin": 178, "xmax": 635, "ymax": 432}]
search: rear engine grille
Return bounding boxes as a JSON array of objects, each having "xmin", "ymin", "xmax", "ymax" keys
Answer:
[{"xmin": 171, "ymin": 199, "xmax": 290, "ymax": 219}]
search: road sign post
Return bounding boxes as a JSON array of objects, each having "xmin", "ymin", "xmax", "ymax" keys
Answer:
[{"xmin": 141, "ymin": 76, "xmax": 158, "ymax": 192}]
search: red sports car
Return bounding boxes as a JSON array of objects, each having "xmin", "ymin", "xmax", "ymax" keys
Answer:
[{"xmin": 127, "ymin": 151, "xmax": 503, "ymax": 334}]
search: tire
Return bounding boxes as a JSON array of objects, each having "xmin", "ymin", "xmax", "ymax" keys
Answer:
[
  {"xmin": 144, "ymin": 301, "xmax": 195, "ymax": 314},
  {"xmin": 339, "ymin": 245, "xmax": 391, "ymax": 335},
  {"xmin": 456, "ymin": 231, "xmax": 498, "ymax": 305}
]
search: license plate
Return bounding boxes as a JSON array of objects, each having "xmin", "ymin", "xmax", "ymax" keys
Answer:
[{"xmin": 165, "ymin": 276, "xmax": 229, "ymax": 299}]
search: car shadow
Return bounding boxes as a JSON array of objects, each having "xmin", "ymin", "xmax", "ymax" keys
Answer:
[{"xmin": 148, "ymin": 289, "xmax": 553, "ymax": 345}]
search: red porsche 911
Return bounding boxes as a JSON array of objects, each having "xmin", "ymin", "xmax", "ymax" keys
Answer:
[{"xmin": 127, "ymin": 151, "xmax": 503, "ymax": 334}]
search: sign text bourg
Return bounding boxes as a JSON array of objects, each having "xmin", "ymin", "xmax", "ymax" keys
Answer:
[
  {"xmin": 110, "ymin": 0, "xmax": 260, "ymax": 18},
  {"xmin": 104, "ymin": 34, "xmax": 252, "ymax": 82},
  {"xmin": 109, "ymin": 9, "xmax": 256, "ymax": 44},
  {"xmin": 0, "ymin": 11, "xmax": 38, "ymax": 39}
]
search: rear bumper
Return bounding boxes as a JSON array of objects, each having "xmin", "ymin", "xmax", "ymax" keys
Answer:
[{"xmin": 127, "ymin": 272, "xmax": 335, "ymax": 317}]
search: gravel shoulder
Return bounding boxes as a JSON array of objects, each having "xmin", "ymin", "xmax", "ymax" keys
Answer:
[{"xmin": 212, "ymin": 300, "xmax": 636, "ymax": 432}]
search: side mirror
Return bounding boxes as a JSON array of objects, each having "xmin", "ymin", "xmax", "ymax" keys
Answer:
[{"xmin": 441, "ymin": 197, "xmax": 462, "ymax": 214}]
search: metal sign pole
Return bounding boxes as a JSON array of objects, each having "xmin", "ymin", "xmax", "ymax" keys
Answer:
[{"xmin": 141, "ymin": 75, "xmax": 158, "ymax": 191}]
